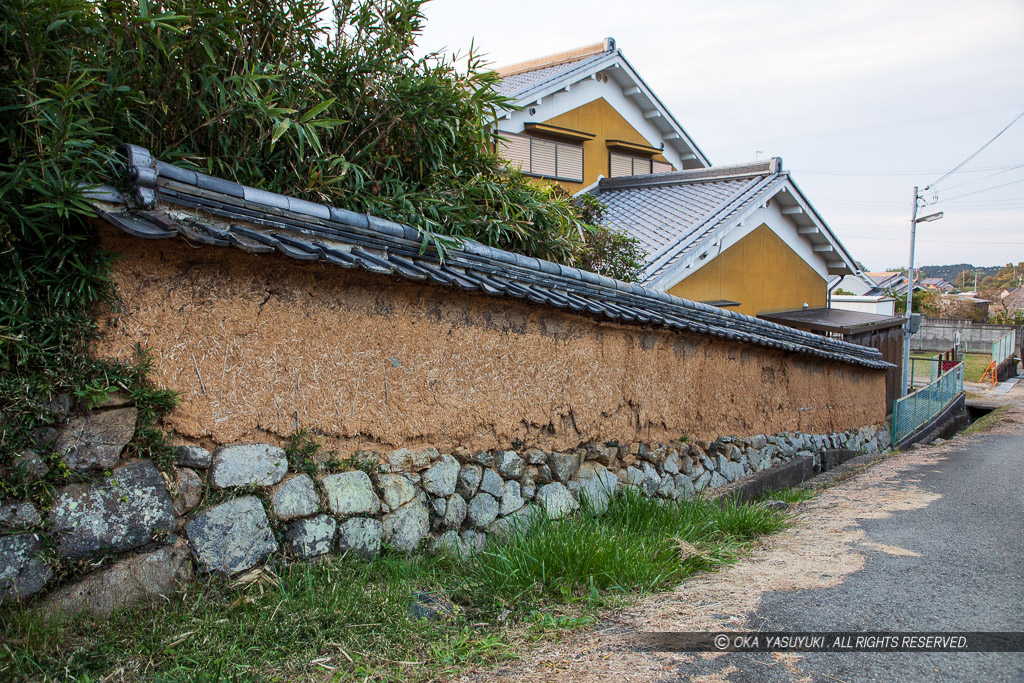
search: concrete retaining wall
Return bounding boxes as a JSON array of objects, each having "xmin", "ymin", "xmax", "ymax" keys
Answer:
[{"xmin": 912, "ymin": 319, "xmax": 1023, "ymax": 355}]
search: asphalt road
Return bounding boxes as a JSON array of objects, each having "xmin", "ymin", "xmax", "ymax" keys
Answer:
[{"xmin": 677, "ymin": 414, "xmax": 1024, "ymax": 682}]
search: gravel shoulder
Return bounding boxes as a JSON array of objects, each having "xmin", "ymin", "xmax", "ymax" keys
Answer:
[{"xmin": 461, "ymin": 401, "xmax": 1024, "ymax": 682}]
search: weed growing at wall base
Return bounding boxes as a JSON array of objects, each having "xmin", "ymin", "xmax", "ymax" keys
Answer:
[{"xmin": 0, "ymin": 488, "xmax": 801, "ymax": 681}]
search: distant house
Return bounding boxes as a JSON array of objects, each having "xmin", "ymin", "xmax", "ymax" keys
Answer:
[
  {"xmin": 831, "ymin": 294, "xmax": 897, "ymax": 317},
  {"xmin": 828, "ymin": 272, "xmax": 878, "ymax": 296},
  {"xmin": 920, "ymin": 277, "xmax": 955, "ymax": 292},
  {"xmin": 492, "ymin": 38, "xmax": 708, "ymax": 192},
  {"xmin": 582, "ymin": 159, "xmax": 860, "ymax": 317}
]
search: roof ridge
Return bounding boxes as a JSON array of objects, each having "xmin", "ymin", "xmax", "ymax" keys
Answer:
[
  {"xmin": 494, "ymin": 38, "xmax": 613, "ymax": 77},
  {"xmin": 598, "ymin": 159, "xmax": 780, "ymax": 192}
]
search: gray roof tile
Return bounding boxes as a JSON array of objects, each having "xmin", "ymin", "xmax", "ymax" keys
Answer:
[
  {"xmin": 82, "ymin": 144, "xmax": 892, "ymax": 371},
  {"xmin": 495, "ymin": 53, "xmax": 609, "ymax": 100},
  {"xmin": 592, "ymin": 163, "xmax": 787, "ymax": 284}
]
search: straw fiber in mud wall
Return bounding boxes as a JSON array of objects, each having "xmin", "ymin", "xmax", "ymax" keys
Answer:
[{"xmin": 92, "ymin": 224, "xmax": 886, "ymax": 451}]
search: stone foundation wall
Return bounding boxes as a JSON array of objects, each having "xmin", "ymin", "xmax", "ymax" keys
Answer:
[{"xmin": 2, "ymin": 397, "xmax": 890, "ymax": 612}]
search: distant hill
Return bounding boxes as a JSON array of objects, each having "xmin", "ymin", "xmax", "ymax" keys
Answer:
[{"xmin": 917, "ymin": 264, "xmax": 1002, "ymax": 283}]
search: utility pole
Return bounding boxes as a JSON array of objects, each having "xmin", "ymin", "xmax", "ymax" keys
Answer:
[
  {"xmin": 901, "ymin": 187, "xmax": 919, "ymax": 397},
  {"xmin": 900, "ymin": 192, "xmax": 944, "ymax": 397}
]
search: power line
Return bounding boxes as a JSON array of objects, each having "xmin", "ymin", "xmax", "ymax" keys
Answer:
[
  {"xmin": 936, "ymin": 163, "xmax": 1024, "ymax": 192},
  {"xmin": 936, "ymin": 177, "xmax": 1024, "ymax": 202},
  {"xmin": 927, "ymin": 107, "xmax": 1024, "ymax": 189},
  {"xmin": 792, "ymin": 164, "xmax": 1021, "ymax": 177},
  {"xmin": 844, "ymin": 236, "xmax": 1024, "ymax": 245}
]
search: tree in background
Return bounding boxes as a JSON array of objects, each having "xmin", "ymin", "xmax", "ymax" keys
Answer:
[
  {"xmin": 892, "ymin": 288, "xmax": 941, "ymax": 317},
  {"xmin": 979, "ymin": 262, "xmax": 1024, "ymax": 293}
]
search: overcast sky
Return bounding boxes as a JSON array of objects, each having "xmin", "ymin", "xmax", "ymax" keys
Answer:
[{"xmin": 416, "ymin": 0, "xmax": 1024, "ymax": 272}]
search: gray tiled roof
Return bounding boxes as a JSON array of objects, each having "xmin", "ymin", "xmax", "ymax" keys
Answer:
[
  {"xmin": 81, "ymin": 144, "xmax": 891, "ymax": 370},
  {"xmin": 495, "ymin": 53, "xmax": 609, "ymax": 100},
  {"xmin": 590, "ymin": 161, "xmax": 785, "ymax": 285}
]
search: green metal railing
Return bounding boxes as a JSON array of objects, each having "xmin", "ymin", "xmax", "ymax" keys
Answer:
[
  {"xmin": 892, "ymin": 362, "xmax": 964, "ymax": 446},
  {"xmin": 992, "ymin": 330, "xmax": 1016, "ymax": 364}
]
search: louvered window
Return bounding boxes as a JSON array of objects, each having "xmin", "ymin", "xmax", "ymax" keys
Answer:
[
  {"xmin": 652, "ymin": 160, "xmax": 673, "ymax": 174},
  {"xmin": 499, "ymin": 133, "xmax": 530, "ymax": 172},
  {"xmin": 496, "ymin": 131, "xmax": 584, "ymax": 183},
  {"xmin": 609, "ymin": 153, "xmax": 673, "ymax": 177}
]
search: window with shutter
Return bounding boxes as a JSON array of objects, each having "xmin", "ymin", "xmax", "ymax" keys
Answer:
[
  {"xmin": 556, "ymin": 144, "xmax": 584, "ymax": 182},
  {"xmin": 530, "ymin": 139, "xmax": 558, "ymax": 177},
  {"xmin": 495, "ymin": 131, "xmax": 584, "ymax": 182},
  {"xmin": 498, "ymin": 134, "xmax": 530, "ymax": 172},
  {"xmin": 610, "ymin": 152, "xmax": 672, "ymax": 177},
  {"xmin": 633, "ymin": 157, "xmax": 653, "ymax": 175},
  {"xmin": 609, "ymin": 153, "xmax": 633, "ymax": 178},
  {"xmin": 652, "ymin": 160, "xmax": 673, "ymax": 174}
]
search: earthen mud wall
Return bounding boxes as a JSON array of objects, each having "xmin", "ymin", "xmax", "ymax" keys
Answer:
[{"xmin": 93, "ymin": 224, "xmax": 887, "ymax": 453}]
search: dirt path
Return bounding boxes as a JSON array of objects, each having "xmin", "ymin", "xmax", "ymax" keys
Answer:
[{"xmin": 461, "ymin": 402, "xmax": 1024, "ymax": 682}]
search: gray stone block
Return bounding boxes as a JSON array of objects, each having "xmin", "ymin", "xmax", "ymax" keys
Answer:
[
  {"xmin": 322, "ymin": 471, "xmax": 379, "ymax": 516},
  {"xmin": 536, "ymin": 482, "xmax": 578, "ymax": 519},
  {"xmin": 172, "ymin": 467, "xmax": 203, "ymax": 516},
  {"xmin": 548, "ymin": 452, "xmax": 581, "ymax": 483},
  {"xmin": 479, "ymin": 468, "xmax": 504, "ymax": 498},
  {"xmin": 42, "ymin": 541, "xmax": 190, "ymax": 617},
  {"xmin": 573, "ymin": 462, "xmax": 618, "ymax": 514},
  {"xmin": 641, "ymin": 462, "xmax": 660, "ymax": 497},
  {"xmin": 500, "ymin": 480, "xmax": 524, "ymax": 516},
  {"xmin": 284, "ymin": 514, "xmax": 336, "ymax": 559},
  {"xmin": 382, "ymin": 500, "xmax": 429, "ymax": 552},
  {"xmin": 209, "ymin": 444, "xmax": 288, "ymax": 489},
  {"xmin": 494, "ymin": 451, "xmax": 524, "ymax": 479},
  {"xmin": 488, "ymin": 503, "xmax": 538, "ymax": 539},
  {"xmin": 456, "ymin": 464, "xmax": 483, "ymax": 498},
  {"xmin": 186, "ymin": 496, "xmax": 277, "ymax": 574},
  {"xmin": 175, "ymin": 445, "xmax": 212, "ymax": 469},
  {"xmin": 429, "ymin": 530, "xmax": 471, "ymax": 558},
  {"xmin": 56, "ymin": 407, "xmax": 137, "ymax": 472},
  {"xmin": 0, "ymin": 501, "xmax": 41, "ymax": 530},
  {"xmin": 421, "ymin": 454, "xmax": 459, "ymax": 497},
  {"xmin": 521, "ymin": 474, "xmax": 537, "ymax": 500},
  {"xmin": 336, "ymin": 517, "xmax": 383, "ymax": 559},
  {"xmin": 375, "ymin": 472, "xmax": 419, "ymax": 511},
  {"xmin": 467, "ymin": 492, "xmax": 499, "ymax": 529},
  {"xmin": 673, "ymin": 474, "xmax": 695, "ymax": 500},
  {"xmin": 524, "ymin": 449, "xmax": 550, "ymax": 465},
  {"xmin": 272, "ymin": 474, "xmax": 320, "ymax": 520},
  {"xmin": 460, "ymin": 529, "xmax": 487, "ymax": 553},
  {"xmin": 442, "ymin": 493, "xmax": 467, "ymax": 529},
  {"xmin": 469, "ymin": 450, "xmax": 494, "ymax": 467},
  {"xmin": 381, "ymin": 447, "xmax": 436, "ymax": 473},
  {"xmin": 657, "ymin": 473, "xmax": 675, "ymax": 498},
  {"xmin": 0, "ymin": 533, "xmax": 52, "ymax": 603},
  {"xmin": 49, "ymin": 460, "xmax": 175, "ymax": 560}
]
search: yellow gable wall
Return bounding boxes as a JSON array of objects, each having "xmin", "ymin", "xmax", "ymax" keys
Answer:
[
  {"xmin": 539, "ymin": 97, "xmax": 670, "ymax": 192},
  {"xmin": 666, "ymin": 224, "xmax": 826, "ymax": 317}
]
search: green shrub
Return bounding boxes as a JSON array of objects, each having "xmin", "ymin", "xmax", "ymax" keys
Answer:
[{"xmin": 0, "ymin": 0, "xmax": 644, "ymax": 462}]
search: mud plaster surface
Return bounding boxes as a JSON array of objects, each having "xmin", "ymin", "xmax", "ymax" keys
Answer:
[
  {"xmin": 460, "ymin": 435, "xmax": 960, "ymax": 683},
  {"xmin": 93, "ymin": 224, "xmax": 885, "ymax": 451}
]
